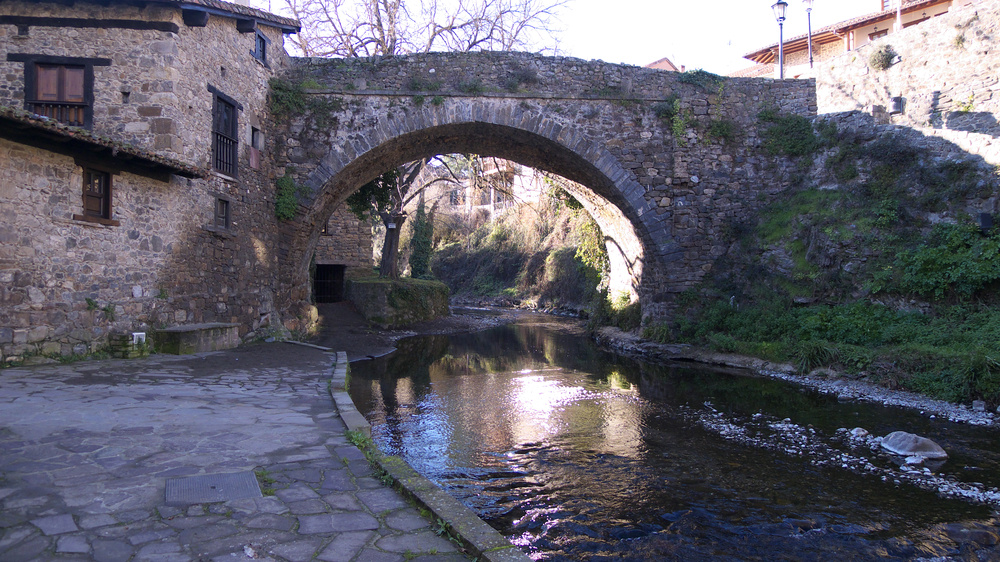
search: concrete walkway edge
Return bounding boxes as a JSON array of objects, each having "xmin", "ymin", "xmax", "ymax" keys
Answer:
[{"xmin": 329, "ymin": 352, "xmax": 531, "ymax": 562}]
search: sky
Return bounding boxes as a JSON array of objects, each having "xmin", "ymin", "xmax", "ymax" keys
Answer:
[{"xmin": 249, "ymin": 0, "xmax": 882, "ymax": 74}]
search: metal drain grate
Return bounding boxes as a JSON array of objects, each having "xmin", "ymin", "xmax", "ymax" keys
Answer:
[{"xmin": 165, "ymin": 471, "xmax": 262, "ymax": 505}]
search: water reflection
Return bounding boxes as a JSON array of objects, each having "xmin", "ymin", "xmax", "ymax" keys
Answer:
[{"xmin": 349, "ymin": 317, "xmax": 1000, "ymax": 560}]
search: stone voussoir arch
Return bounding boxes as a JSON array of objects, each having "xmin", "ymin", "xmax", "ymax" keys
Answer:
[{"xmin": 291, "ymin": 99, "xmax": 668, "ymax": 302}]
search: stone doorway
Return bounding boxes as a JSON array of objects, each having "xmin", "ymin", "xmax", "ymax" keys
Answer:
[{"xmin": 314, "ymin": 264, "xmax": 346, "ymax": 303}]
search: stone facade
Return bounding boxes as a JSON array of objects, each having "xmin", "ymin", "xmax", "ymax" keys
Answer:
[
  {"xmin": 271, "ymin": 53, "xmax": 818, "ymax": 320},
  {"xmin": 0, "ymin": 0, "xmax": 303, "ymax": 361},
  {"xmin": 815, "ymin": 0, "xmax": 1000, "ymax": 165},
  {"xmin": 315, "ymin": 206, "xmax": 372, "ymax": 274}
]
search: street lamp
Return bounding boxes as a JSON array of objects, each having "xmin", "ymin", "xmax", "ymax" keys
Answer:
[
  {"xmin": 772, "ymin": 0, "xmax": 788, "ymax": 80},
  {"xmin": 804, "ymin": 0, "xmax": 814, "ymax": 68}
]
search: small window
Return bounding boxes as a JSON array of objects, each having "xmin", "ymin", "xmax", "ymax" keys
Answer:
[
  {"xmin": 212, "ymin": 95, "xmax": 238, "ymax": 176},
  {"xmin": 83, "ymin": 168, "xmax": 111, "ymax": 220},
  {"xmin": 869, "ymin": 29, "xmax": 888, "ymax": 41},
  {"xmin": 252, "ymin": 30, "xmax": 269, "ymax": 64},
  {"xmin": 215, "ymin": 198, "xmax": 231, "ymax": 229},
  {"xmin": 249, "ymin": 126, "xmax": 262, "ymax": 170},
  {"xmin": 321, "ymin": 222, "xmax": 331, "ymax": 235}
]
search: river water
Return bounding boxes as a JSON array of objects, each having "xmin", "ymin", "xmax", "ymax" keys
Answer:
[{"xmin": 348, "ymin": 313, "xmax": 1000, "ymax": 560}]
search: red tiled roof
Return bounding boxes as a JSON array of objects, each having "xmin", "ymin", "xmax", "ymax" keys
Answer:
[
  {"xmin": 743, "ymin": 0, "xmax": 949, "ymax": 62},
  {"xmin": 0, "ymin": 105, "xmax": 209, "ymax": 179},
  {"xmin": 166, "ymin": 0, "xmax": 299, "ymax": 31}
]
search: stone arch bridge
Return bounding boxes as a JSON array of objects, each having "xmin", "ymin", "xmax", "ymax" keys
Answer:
[{"xmin": 273, "ymin": 52, "xmax": 815, "ymax": 321}]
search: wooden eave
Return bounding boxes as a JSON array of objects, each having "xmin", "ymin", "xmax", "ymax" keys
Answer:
[
  {"xmin": 743, "ymin": 0, "xmax": 951, "ymax": 64},
  {"xmin": 0, "ymin": 107, "xmax": 208, "ymax": 181},
  {"xmin": 747, "ymin": 30, "xmax": 844, "ymax": 64}
]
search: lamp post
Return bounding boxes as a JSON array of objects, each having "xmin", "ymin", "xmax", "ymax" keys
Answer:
[
  {"xmin": 804, "ymin": 0, "xmax": 814, "ymax": 68},
  {"xmin": 772, "ymin": 0, "xmax": 788, "ymax": 80}
]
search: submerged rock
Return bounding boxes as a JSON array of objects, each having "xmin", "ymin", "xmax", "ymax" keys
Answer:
[{"xmin": 880, "ymin": 431, "xmax": 948, "ymax": 459}]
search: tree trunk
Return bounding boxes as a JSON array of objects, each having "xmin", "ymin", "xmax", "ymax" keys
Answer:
[{"xmin": 379, "ymin": 213, "xmax": 406, "ymax": 278}]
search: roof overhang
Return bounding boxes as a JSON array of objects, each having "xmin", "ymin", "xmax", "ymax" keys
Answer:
[
  {"xmin": 743, "ymin": 0, "xmax": 950, "ymax": 63},
  {"xmin": 0, "ymin": 106, "xmax": 209, "ymax": 181}
]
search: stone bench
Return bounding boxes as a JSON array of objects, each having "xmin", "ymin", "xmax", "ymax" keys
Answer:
[{"xmin": 151, "ymin": 323, "xmax": 240, "ymax": 355}]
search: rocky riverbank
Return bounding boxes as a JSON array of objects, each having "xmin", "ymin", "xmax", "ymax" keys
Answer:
[{"xmin": 593, "ymin": 326, "xmax": 997, "ymax": 427}]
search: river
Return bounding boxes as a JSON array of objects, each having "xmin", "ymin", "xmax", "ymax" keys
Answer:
[{"xmin": 348, "ymin": 313, "xmax": 1000, "ymax": 560}]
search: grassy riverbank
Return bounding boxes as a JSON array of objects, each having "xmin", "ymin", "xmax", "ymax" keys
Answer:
[{"xmin": 643, "ymin": 296, "xmax": 1000, "ymax": 405}]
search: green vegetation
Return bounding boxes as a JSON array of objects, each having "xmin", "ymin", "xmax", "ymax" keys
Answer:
[
  {"xmin": 676, "ymin": 69, "xmax": 725, "ymax": 91},
  {"xmin": 275, "ymin": 174, "xmax": 306, "ymax": 221},
  {"xmin": 254, "ymin": 469, "xmax": 277, "ymax": 496},
  {"xmin": 956, "ymin": 94, "xmax": 975, "ymax": 113},
  {"xmin": 85, "ymin": 297, "xmax": 98, "ymax": 311},
  {"xmin": 268, "ymin": 78, "xmax": 343, "ymax": 127},
  {"xmin": 431, "ymin": 95, "xmax": 445, "ymax": 106},
  {"xmin": 868, "ymin": 44, "xmax": 897, "ymax": 71},
  {"xmin": 643, "ymin": 120, "xmax": 1000, "ymax": 405},
  {"xmin": 457, "ymin": 79, "xmax": 484, "ymax": 95},
  {"xmin": 758, "ymin": 109, "xmax": 819, "ymax": 157},
  {"xmin": 590, "ymin": 290, "xmax": 641, "ymax": 332},
  {"xmin": 409, "ymin": 201, "xmax": 434, "ymax": 278},
  {"xmin": 406, "ymin": 77, "xmax": 443, "ymax": 91},
  {"xmin": 432, "ymin": 188, "xmax": 608, "ymax": 308},
  {"xmin": 504, "ymin": 66, "xmax": 538, "ymax": 92},
  {"xmin": 707, "ymin": 119, "xmax": 737, "ymax": 143},
  {"xmin": 647, "ymin": 297, "xmax": 1000, "ymax": 404},
  {"xmin": 870, "ymin": 222, "xmax": 1000, "ymax": 299}
]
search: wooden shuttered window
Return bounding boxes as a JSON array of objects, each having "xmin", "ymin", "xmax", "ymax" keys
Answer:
[
  {"xmin": 32, "ymin": 64, "xmax": 87, "ymax": 126},
  {"xmin": 83, "ymin": 168, "xmax": 111, "ymax": 220}
]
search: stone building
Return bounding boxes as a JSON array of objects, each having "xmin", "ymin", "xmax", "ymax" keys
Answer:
[
  {"xmin": 735, "ymin": 0, "xmax": 964, "ymax": 79},
  {"xmin": 0, "ymin": 0, "xmax": 316, "ymax": 361}
]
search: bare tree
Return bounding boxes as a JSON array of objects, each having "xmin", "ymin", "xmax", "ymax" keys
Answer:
[{"xmin": 277, "ymin": 0, "xmax": 566, "ymax": 57}]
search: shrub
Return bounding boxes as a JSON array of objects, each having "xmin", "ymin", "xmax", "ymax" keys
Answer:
[
  {"xmin": 708, "ymin": 119, "xmax": 737, "ymax": 142},
  {"xmin": 868, "ymin": 44, "xmax": 896, "ymax": 71},
  {"xmin": 758, "ymin": 111, "xmax": 819, "ymax": 157},
  {"xmin": 275, "ymin": 175, "xmax": 304, "ymax": 221},
  {"xmin": 882, "ymin": 222, "xmax": 1000, "ymax": 299}
]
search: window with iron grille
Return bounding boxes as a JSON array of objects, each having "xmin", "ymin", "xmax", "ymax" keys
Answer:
[
  {"xmin": 83, "ymin": 168, "xmax": 111, "ymax": 220},
  {"xmin": 212, "ymin": 95, "xmax": 238, "ymax": 177}
]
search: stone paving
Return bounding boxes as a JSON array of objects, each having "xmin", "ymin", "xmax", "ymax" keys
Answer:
[{"xmin": 0, "ymin": 343, "xmax": 470, "ymax": 561}]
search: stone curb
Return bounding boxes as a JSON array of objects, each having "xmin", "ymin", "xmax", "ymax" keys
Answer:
[
  {"xmin": 328, "ymin": 352, "xmax": 530, "ymax": 562},
  {"xmin": 329, "ymin": 351, "xmax": 372, "ymax": 437}
]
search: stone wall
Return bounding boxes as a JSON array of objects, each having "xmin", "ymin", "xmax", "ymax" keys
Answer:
[
  {"xmin": 315, "ymin": 206, "xmax": 373, "ymax": 274},
  {"xmin": 0, "ymin": 0, "xmax": 298, "ymax": 362},
  {"xmin": 815, "ymin": 0, "xmax": 1000, "ymax": 165}
]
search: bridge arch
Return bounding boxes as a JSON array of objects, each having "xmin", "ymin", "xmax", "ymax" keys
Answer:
[{"xmin": 285, "ymin": 98, "xmax": 674, "ymax": 309}]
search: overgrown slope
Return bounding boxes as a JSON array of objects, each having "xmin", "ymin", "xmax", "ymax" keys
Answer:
[{"xmin": 648, "ymin": 112, "xmax": 1000, "ymax": 405}]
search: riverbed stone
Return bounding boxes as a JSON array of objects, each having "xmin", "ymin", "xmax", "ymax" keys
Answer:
[{"xmin": 880, "ymin": 431, "xmax": 948, "ymax": 459}]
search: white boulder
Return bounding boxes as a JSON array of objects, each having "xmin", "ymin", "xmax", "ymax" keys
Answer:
[{"xmin": 880, "ymin": 431, "xmax": 948, "ymax": 460}]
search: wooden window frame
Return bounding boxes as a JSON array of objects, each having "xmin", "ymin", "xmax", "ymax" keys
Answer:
[
  {"xmin": 208, "ymin": 85, "xmax": 242, "ymax": 178},
  {"xmin": 6, "ymin": 54, "xmax": 110, "ymax": 130},
  {"xmin": 252, "ymin": 30, "xmax": 270, "ymax": 66},
  {"xmin": 869, "ymin": 29, "xmax": 889, "ymax": 41},
  {"xmin": 215, "ymin": 196, "xmax": 231, "ymax": 230},
  {"xmin": 72, "ymin": 162, "xmax": 120, "ymax": 226}
]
